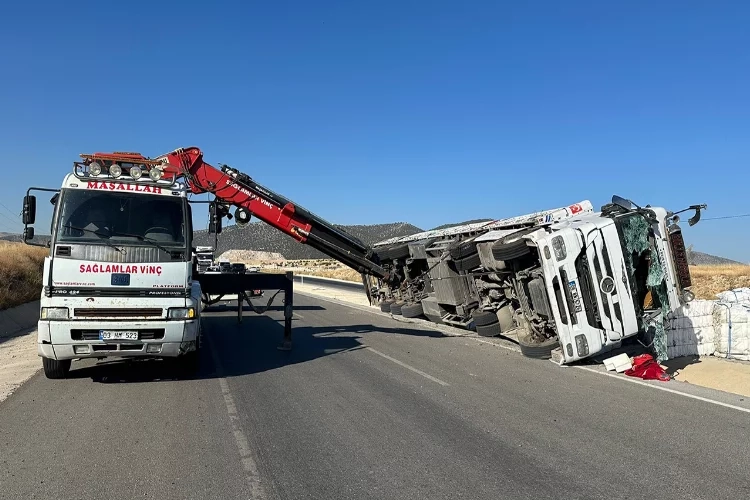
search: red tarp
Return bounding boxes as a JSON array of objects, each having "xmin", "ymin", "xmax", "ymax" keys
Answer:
[{"xmin": 624, "ymin": 354, "xmax": 671, "ymax": 382}]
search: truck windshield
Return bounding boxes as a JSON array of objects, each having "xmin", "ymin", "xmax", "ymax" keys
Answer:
[
  {"xmin": 612, "ymin": 213, "xmax": 668, "ymax": 316},
  {"xmin": 55, "ymin": 189, "xmax": 186, "ymax": 247}
]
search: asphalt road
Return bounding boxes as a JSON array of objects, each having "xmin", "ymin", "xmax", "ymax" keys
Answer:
[{"xmin": 1, "ymin": 293, "xmax": 749, "ymax": 500}]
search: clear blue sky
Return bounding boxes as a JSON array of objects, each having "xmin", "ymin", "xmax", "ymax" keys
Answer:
[{"xmin": 1, "ymin": 1, "xmax": 749, "ymax": 261}]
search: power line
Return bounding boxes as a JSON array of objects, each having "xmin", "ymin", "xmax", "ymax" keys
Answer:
[
  {"xmin": 703, "ymin": 213, "xmax": 750, "ymax": 221},
  {"xmin": 0, "ymin": 201, "xmax": 19, "ymax": 221}
]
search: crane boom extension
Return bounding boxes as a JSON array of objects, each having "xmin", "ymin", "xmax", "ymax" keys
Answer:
[{"xmin": 87, "ymin": 147, "xmax": 390, "ymax": 285}]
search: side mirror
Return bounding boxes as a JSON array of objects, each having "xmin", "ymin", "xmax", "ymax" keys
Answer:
[
  {"xmin": 22, "ymin": 195, "xmax": 36, "ymax": 225},
  {"xmin": 208, "ymin": 202, "xmax": 222, "ymax": 234},
  {"xmin": 23, "ymin": 226, "xmax": 35, "ymax": 241},
  {"xmin": 611, "ymin": 195, "xmax": 637, "ymax": 211},
  {"xmin": 688, "ymin": 204, "xmax": 707, "ymax": 226}
]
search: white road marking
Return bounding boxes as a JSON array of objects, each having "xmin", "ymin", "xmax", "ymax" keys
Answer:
[
  {"xmin": 366, "ymin": 347, "xmax": 449, "ymax": 386},
  {"xmin": 574, "ymin": 366, "xmax": 750, "ymax": 414},
  {"xmin": 209, "ymin": 341, "xmax": 267, "ymax": 499}
]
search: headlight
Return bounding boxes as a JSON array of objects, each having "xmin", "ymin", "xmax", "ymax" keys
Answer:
[
  {"xmin": 89, "ymin": 162, "xmax": 102, "ymax": 176},
  {"xmin": 41, "ymin": 307, "xmax": 69, "ymax": 320},
  {"xmin": 149, "ymin": 168, "xmax": 163, "ymax": 181},
  {"xmin": 130, "ymin": 165, "xmax": 142, "ymax": 179},
  {"xmin": 168, "ymin": 307, "xmax": 196, "ymax": 319},
  {"xmin": 109, "ymin": 163, "xmax": 122, "ymax": 178},
  {"xmin": 551, "ymin": 235, "xmax": 566, "ymax": 260}
]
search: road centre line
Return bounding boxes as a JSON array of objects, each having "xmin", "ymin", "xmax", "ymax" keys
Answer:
[{"xmin": 366, "ymin": 347, "xmax": 449, "ymax": 386}]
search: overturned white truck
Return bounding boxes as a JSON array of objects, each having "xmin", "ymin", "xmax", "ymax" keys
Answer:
[{"xmin": 371, "ymin": 196, "xmax": 706, "ymax": 365}]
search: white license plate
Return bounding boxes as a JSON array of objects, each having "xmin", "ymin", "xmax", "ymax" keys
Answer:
[
  {"xmin": 99, "ymin": 330, "xmax": 139, "ymax": 341},
  {"xmin": 568, "ymin": 281, "xmax": 583, "ymax": 313}
]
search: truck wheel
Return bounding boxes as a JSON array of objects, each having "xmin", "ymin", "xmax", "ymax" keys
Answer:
[
  {"xmin": 472, "ymin": 310, "xmax": 501, "ymax": 337},
  {"xmin": 390, "ymin": 301, "xmax": 405, "ymax": 315},
  {"xmin": 476, "ymin": 322, "xmax": 501, "ymax": 337},
  {"xmin": 449, "ymin": 240, "xmax": 477, "ymax": 260},
  {"xmin": 42, "ymin": 357, "xmax": 71, "ymax": 379},
  {"xmin": 380, "ymin": 299, "xmax": 395, "ymax": 312},
  {"xmin": 401, "ymin": 302, "xmax": 424, "ymax": 318},
  {"xmin": 472, "ymin": 310, "xmax": 499, "ymax": 327},
  {"xmin": 454, "ymin": 253, "xmax": 481, "ymax": 273},
  {"xmin": 491, "ymin": 230, "xmax": 534, "ymax": 261},
  {"xmin": 517, "ymin": 333, "xmax": 560, "ymax": 359}
]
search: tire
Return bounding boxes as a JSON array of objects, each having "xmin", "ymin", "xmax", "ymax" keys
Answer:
[
  {"xmin": 390, "ymin": 301, "xmax": 405, "ymax": 315},
  {"xmin": 454, "ymin": 253, "xmax": 481, "ymax": 273},
  {"xmin": 401, "ymin": 302, "xmax": 424, "ymax": 318},
  {"xmin": 491, "ymin": 229, "xmax": 534, "ymax": 261},
  {"xmin": 517, "ymin": 333, "xmax": 560, "ymax": 359},
  {"xmin": 476, "ymin": 322, "xmax": 501, "ymax": 337},
  {"xmin": 380, "ymin": 299, "xmax": 395, "ymax": 312},
  {"xmin": 449, "ymin": 240, "xmax": 477, "ymax": 260},
  {"xmin": 42, "ymin": 357, "xmax": 71, "ymax": 379},
  {"xmin": 472, "ymin": 310, "xmax": 499, "ymax": 327}
]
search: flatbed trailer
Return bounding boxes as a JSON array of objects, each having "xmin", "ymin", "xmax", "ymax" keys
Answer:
[{"xmin": 196, "ymin": 270, "xmax": 295, "ymax": 350}]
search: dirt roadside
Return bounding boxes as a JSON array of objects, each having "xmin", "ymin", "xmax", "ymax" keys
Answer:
[{"xmin": 0, "ymin": 330, "xmax": 39, "ymax": 403}]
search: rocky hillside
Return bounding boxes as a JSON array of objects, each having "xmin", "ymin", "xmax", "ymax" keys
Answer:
[
  {"xmin": 688, "ymin": 250, "xmax": 742, "ymax": 266},
  {"xmin": 193, "ymin": 221, "xmax": 422, "ymax": 260}
]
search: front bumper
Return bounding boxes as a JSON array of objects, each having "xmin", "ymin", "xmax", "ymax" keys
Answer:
[{"xmin": 37, "ymin": 319, "xmax": 199, "ymax": 360}]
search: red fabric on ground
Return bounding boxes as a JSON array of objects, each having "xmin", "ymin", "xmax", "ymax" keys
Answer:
[{"xmin": 624, "ymin": 354, "xmax": 671, "ymax": 382}]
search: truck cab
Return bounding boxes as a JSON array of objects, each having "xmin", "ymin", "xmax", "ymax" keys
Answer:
[
  {"xmin": 498, "ymin": 197, "xmax": 701, "ymax": 363},
  {"xmin": 22, "ymin": 161, "xmax": 202, "ymax": 379}
]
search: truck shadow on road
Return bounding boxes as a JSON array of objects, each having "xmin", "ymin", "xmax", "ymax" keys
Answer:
[{"xmin": 65, "ymin": 310, "xmax": 446, "ymax": 383}]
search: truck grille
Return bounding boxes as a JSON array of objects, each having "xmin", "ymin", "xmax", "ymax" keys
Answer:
[
  {"xmin": 73, "ymin": 308, "xmax": 163, "ymax": 318},
  {"xmin": 71, "ymin": 329, "xmax": 165, "ymax": 341}
]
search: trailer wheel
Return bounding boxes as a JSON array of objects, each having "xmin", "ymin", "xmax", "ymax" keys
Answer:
[
  {"xmin": 380, "ymin": 300, "xmax": 394, "ymax": 313},
  {"xmin": 472, "ymin": 310, "xmax": 499, "ymax": 327},
  {"xmin": 517, "ymin": 333, "xmax": 560, "ymax": 359},
  {"xmin": 390, "ymin": 301, "xmax": 405, "ymax": 315},
  {"xmin": 401, "ymin": 302, "xmax": 424, "ymax": 318},
  {"xmin": 454, "ymin": 253, "xmax": 481, "ymax": 273},
  {"xmin": 449, "ymin": 240, "xmax": 478, "ymax": 260},
  {"xmin": 491, "ymin": 229, "xmax": 535, "ymax": 261},
  {"xmin": 42, "ymin": 357, "xmax": 71, "ymax": 379}
]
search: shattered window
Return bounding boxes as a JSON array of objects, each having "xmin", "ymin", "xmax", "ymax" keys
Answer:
[{"xmin": 613, "ymin": 213, "xmax": 670, "ymax": 361}]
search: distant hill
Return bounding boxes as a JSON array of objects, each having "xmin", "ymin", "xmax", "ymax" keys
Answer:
[
  {"xmin": 687, "ymin": 250, "xmax": 743, "ymax": 266},
  {"xmin": 193, "ymin": 221, "xmax": 423, "ymax": 260},
  {"xmin": 0, "ymin": 233, "xmax": 50, "ymax": 245}
]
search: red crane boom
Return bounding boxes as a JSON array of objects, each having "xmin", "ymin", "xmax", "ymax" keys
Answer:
[{"xmin": 82, "ymin": 148, "xmax": 391, "ymax": 285}]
